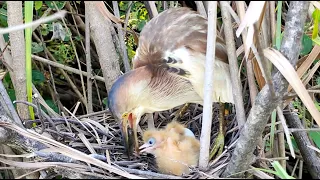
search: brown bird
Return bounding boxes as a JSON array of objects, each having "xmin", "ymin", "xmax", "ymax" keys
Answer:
[
  {"xmin": 107, "ymin": 7, "xmax": 234, "ymax": 158},
  {"xmin": 139, "ymin": 121, "xmax": 200, "ymax": 176}
]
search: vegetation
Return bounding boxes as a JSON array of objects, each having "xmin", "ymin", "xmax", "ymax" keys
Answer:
[{"xmin": 0, "ymin": 1, "xmax": 319, "ymax": 179}]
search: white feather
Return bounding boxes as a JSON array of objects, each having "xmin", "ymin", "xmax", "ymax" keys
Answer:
[
  {"xmin": 184, "ymin": 128, "xmax": 195, "ymax": 138},
  {"xmin": 166, "ymin": 47, "xmax": 234, "ymax": 104}
]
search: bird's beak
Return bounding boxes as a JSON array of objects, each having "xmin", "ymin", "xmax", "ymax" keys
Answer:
[
  {"xmin": 119, "ymin": 113, "xmax": 140, "ymax": 157},
  {"xmin": 119, "ymin": 118, "xmax": 134, "ymax": 157},
  {"xmin": 139, "ymin": 143, "xmax": 154, "ymax": 153}
]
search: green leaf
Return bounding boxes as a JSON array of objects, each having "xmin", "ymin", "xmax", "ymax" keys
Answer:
[
  {"xmin": 300, "ymin": 34, "xmax": 313, "ymax": 56},
  {"xmin": 0, "ymin": 8, "xmax": 8, "ymax": 27},
  {"xmin": 316, "ymin": 77, "xmax": 320, "ymax": 85},
  {"xmin": 102, "ymin": 97, "xmax": 108, "ymax": 106},
  {"xmin": 270, "ymin": 109, "xmax": 277, "ymax": 151},
  {"xmin": 137, "ymin": 20, "xmax": 146, "ymax": 32},
  {"xmin": 44, "ymin": 1, "xmax": 66, "ymax": 9},
  {"xmin": 7, "ymin": 89, "xmax": 16, "ymax": 103},
  {"xmin": 31, "ymin": 42, "xmax": 44, "ymax": 53},
  {"xmin": 312, "ymin": 9, "xmax": 320, "ymax": 45},
  {"xmin": 290, "ymin": 136, "xmax": 299, "ymax": 151},
  {"xmin": 309, "ymin": 131, "xmax": 320, "ymax": 148},
  {"xmin": 25, "ymin": 1, "xmax": 35, "ymax": 119},
  {"xmin": 271, "ymin": 161, "xmax": 295, "ymax": 179},
  {"xmin": 43, "ymin": 99, "xmax": 59, "ymax": 113},
  {"xmin": 32, "ymin": 70, "xmax": 45, "ymax": 85},
  {"xmin": 35, "ymin": 1, "xmax": 43, "ymax": 10}
]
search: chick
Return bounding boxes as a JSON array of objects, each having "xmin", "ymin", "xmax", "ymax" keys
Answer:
[{"xmin": 139, "ymin": 121, "xmax": 200, "ymax": 176}]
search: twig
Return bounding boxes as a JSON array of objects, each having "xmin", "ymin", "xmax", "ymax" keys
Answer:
[
  {"xmin": 144, "ymin": 1, "xmax": 158, "ymax": 19},
  {"xmin": 13, "ymin": 100, "xmax": 57, "ymax": 132},
  {"xmin": 235, "ymin": 2, "xmax": 258, "ymax": 106},
  {"xmin": 276, "ymin": 114, "xmax": 286, "ymax": 168},
  {"xmin": 0, "ymin": 11, "xmax": 66, "ymax": 35},
  {"xmin": 120, "ymin": 167, "xmax": 183, "ymax": 179},
  {"xmin": 195, "ymin": 1, "xmax": 207, "ymax": 17},
  {"xmin": 36, "ymin": 24, "xmax": 63, "ymax": 116},
  {"xmin": 298, "ymin": 160, "xmax": 303, "ymax": 179},
  {"xmin": 220, "ymin": 1, "xmax": 246, "ymax": 127},
  {"xmin": 199, "ymin": 1, "xmax": 217, "ymax": 170},
  {"xmin": 112, "ymin": 1, "xmax": 131, "ymax": 73},
  {"xmin": 0, "ymin": 80, "xmax": 23, "ymax": 127},
  {"xmin": 31, "ymin": 55, "xmax": 104, "ymax": 82},
  {"xmin": 123, "ymin": 1, "xmax": 133, "ymax": 38},
  {"xmin": 85, "ymin": 1, "xmax": 93, "ymax": 113},
  {"xmin": 270, "ymin": 1, "xmax": 276, "ymax": 45},
  {"xmin": 276, "ymin": 106, "xmax": 295, "ymax": 159}
]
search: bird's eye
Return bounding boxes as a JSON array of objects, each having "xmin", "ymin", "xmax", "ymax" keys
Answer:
[
  {"xmin": 122, "ymin": 113, "xmax": 128, "ymax": 118},
  {"xmin": 148, "ymin": 137, "xmax": 156, "ymax": 145}
]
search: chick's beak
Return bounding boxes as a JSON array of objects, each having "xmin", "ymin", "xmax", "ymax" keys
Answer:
[{"xmin": 139, "ymin": 143, "xmax": 153, "ymax": 153}]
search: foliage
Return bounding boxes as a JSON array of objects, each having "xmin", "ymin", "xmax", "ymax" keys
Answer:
[{"xmin": 25, "ymin": 1, "xmax": 35, "ymax": 119}]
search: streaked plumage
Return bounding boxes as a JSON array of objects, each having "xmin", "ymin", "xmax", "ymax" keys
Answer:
[
  {"xmin": 139, "ymin": 121, "xmax": 200, "ymax": 176},
  {"xmin": 107, "ymin": 7, "xmax": 234, "ymax": 154}
]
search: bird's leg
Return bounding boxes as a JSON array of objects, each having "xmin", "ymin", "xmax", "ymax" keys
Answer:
[
  {"xmin": 209, "ymin": 102, "xmax": 226, "ymax": 160},
  {"xmin": 172, "ymin": 103, "xmax": 190, "ymax": 122}
]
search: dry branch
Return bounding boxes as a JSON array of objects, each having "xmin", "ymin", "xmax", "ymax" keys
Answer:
[
  {"xmin": 222, "ymin": 1, "xmax": 310, "ymax": 177},
  {"xmin": 85, "ymin": 2, "xmax": 121, "ymax": 92},
  {"xmin": 113, "ymin": 1, "xmax": 131, "ymax": 73},
  {"xmin": 85, "ymin": 3, "xmax": 93, "ymax": 113},
  {"xmin": 0, "ymin": 11, "xmax": 66, "ymax": 35},
  {"xmin": 31, "ymin": 55, "xmax": 105, "ymax": 82},
  {"xmin": 220, "ymin": 1, "xmax": 246, "ymax": 127},
  {"xmin": 7, "ymin": 1, "xmax": 29, "ymax": 120},
  {"xmin": 144, "ymin": 1, "xmax": 159, "ymax": 19},
  {"xmin": 199, "ymin": 1, "xmax": 217, "ymax": 169}
]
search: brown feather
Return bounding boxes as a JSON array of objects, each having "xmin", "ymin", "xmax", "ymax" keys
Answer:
[{"xmin": 133, "ymin": 7, "xmax": 229, "ymax": 70}]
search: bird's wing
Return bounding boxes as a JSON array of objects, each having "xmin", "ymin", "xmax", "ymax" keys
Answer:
[{"xmin": 132, "ymin": 7, "xmax": 228, "ymax": 71}]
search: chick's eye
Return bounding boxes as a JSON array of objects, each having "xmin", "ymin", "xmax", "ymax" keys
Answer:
[{"xmin": 148, "ymin": 137, "xmax": 156, "ymax": 145}]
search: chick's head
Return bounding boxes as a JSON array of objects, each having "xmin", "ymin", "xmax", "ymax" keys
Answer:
[{"xmin": 139, "ymin": 128, "xmax": 181, "ymax": 154}]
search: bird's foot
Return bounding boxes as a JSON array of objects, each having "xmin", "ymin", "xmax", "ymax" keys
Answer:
[
  {"xmin": 209, "ymin": 132, "xmax": 225, "ymax": 160},
  {"xmin": 172, "ymin": 103, "xmax": 190, "ymax": 122}
]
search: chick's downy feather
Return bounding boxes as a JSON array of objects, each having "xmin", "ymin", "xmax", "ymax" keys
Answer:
[{"xmin": 142, "ymin": 122, "xmax": 200, "ymax": 176}]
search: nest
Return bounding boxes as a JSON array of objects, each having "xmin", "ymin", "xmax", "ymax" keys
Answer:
[{"xmin": 22, "ymin": 103, "xmax": 239, "ymax": 179}]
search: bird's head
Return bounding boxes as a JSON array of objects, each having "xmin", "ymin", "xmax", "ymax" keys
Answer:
[
  {"xmin": 139, "ymin": 130, "xmax": 168, "ymax": 154},
  {"xmin": 107, "ymin": 70, "xmax": 151, "ymax": 156}
]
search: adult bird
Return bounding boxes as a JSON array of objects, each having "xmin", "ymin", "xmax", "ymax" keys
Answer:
[{"xmin": 108, "ymin": 7, "xmax": 234, "ymax": 158}]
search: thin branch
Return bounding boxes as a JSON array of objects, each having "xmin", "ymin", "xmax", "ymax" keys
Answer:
[
  {"xmin": 7, "ymin": 1, "xmax": 29, "ymax": 120},
  {"xmin": 195, "ymin": 1, "xmax": 207, "ymax": 17},
  {"xmin": 220, "ymin": 1, "xmax": 246, "ymax": 127},
  {"xmin": 0, "ymin": 11, "xmax": 66, "ymax": 35},
  {"xmin": 85, "ymin": 2, "xmax": 93, "ymax": 113},
  {"xmin": 270, "ymin": 1, "xmax": 276, "ymax": 45},
  {"xmin": 112, "ymin": 1, "xmax": 131, "ymax": 73},
  {"xmin": 199, "ymin": 1, "xmax": 217, "ymax": 169},
  {"xmin": 31, "ymin": 55, "xmax": 104, "ymax": 82},
  {"xmin": 0, "ymin": 81, "xmax": 23, "ymax": 127},
  {"xmin": 144, "ymin": 1, "xmax": 159, "ymax": 19}
]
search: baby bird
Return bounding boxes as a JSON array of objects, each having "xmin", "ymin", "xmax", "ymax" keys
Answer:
[{"xmin": 139, "ymin": 121, "xmax": 200, "ymax": 176}]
